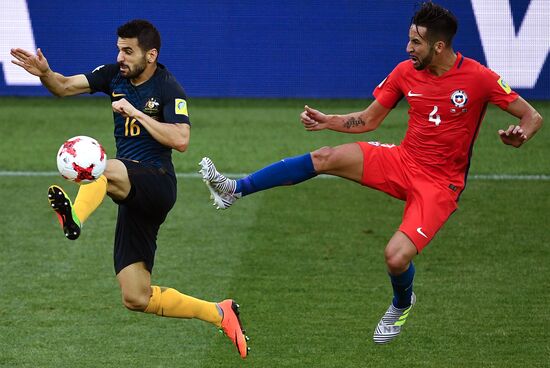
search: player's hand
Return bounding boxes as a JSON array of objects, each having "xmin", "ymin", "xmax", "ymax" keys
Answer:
[
  {"xmin": 112, "ymin": 98, "xmax": 139, "ymax": 118},
  {"xmin": 10, "ymin": 48, "xmax": 51, "ymax": 77},
  {"xmin": 498, "ymin": 124, "xmax": 527, "ymax": 148},
  {"xmin": 301, "ymin": 105, "xmax": 330, "ymax": 131}
]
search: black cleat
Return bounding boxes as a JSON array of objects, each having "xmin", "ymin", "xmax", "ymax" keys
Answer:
[{"xmin": 47, "ymin": 185, "xmax": 81, "ymax": 240}]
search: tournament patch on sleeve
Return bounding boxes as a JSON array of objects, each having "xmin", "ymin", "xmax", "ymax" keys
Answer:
[
  {"xmin": 174, "ymin": 98, "xmax": 188, "ymax": 116},
  {"xmin": 497, "ymin": 78, "xmax": 512, "ymax": 94}
]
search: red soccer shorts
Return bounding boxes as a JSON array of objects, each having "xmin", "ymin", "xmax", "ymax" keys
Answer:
[{"xmin": 357, "ymin": 141, "xmax": 458, "ymax": 252}]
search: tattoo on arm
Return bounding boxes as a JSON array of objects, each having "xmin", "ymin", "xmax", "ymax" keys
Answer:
[{"xmin": 343, "ymin": 117, "xmax": 365, "ymax": 129}]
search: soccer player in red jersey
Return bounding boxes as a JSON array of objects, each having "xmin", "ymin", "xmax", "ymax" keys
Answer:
[{"xmin": 200, "ymin": 2, "xmax": 543, "ymax": 344}]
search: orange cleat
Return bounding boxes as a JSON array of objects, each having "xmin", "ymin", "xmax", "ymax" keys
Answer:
[{"xmin": 218, "ymin": 299, "xmax": 249, "ymax": 359}]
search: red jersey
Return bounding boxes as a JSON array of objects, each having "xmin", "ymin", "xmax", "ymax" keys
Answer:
[{"xmin": 373, "ymin": 52, "xmax": 518, "ymax": 191}]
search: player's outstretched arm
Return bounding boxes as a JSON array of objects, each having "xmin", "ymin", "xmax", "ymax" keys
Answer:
[
  {"xmin": 300, "ymin": 100, "xmax": 391, "ymax": 134},
  {"xmin": 10, "ymin": 48, "xmax": 90, "ymax": 97},
  {"xmin": 499, "ymin": 96, "xmax": 543, "ymax": 148}
]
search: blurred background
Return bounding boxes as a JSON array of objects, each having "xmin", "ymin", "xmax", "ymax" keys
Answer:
[{"xmin": 2, "ymin": 0, "xmax": 549, "ymax": 98}]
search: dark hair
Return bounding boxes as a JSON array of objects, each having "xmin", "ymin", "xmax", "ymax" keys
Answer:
[
  {"xmin": 117, "ymin": 19, "xmax": 161, "ymax": 54},
  {"xmin": 411, "ymin": 2, "xmax": 458, "ymax": 46}
]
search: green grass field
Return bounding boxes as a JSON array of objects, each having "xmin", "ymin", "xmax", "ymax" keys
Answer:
[{"xmin": 0, "ymin": 97, "xmax": 548, "ymax": 367}]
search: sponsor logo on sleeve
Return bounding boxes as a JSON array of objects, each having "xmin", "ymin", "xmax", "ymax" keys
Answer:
[
  {"xmin": 416, "ymin": 227, "xmax": 428, "ymax": 239},
  {"xmin": 175, "ymin": 98, "xmax": 188, "ymax": 116}
]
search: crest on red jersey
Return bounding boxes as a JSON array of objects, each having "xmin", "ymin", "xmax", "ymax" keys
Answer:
[{"xmin": 450, "ymin": 90, "xmax": 468, "ymax": 108}]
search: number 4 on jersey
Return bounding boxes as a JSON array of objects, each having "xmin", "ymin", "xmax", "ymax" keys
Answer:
[{"xmin": 429, "ymin": 105, "xmax": 441, "ymax": 126}]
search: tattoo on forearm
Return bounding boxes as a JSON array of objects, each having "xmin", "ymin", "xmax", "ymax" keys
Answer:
[{"xmin": 343, "ymin": 117, "xmax": 365, "ymax": 129}]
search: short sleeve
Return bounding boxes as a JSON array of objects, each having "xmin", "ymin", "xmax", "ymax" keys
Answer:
[
  {"xmin": 482, "ymin": 68, "xmax": 519, "ymax": 109},
  {"xmin": 84, "ymin": 64, "xmax": 119, "ymax": 95},
  {"xmin": 373, "ymin": 64, "xmax": 405, "ymax": 109},
  {"xmin": 161, "ymin": 76, "xmax": 191, "ymax": 125}
]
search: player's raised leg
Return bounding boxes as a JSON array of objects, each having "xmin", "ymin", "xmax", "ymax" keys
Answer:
[
  {"xmin": 48, "ymin": 158, "xmax": 127, "ymax": 240},
  {"xmin": 198, "ymin": 157, "xmax": 241, "ymax": 209},
  {"xmin": 199, "ymin": 143, "xmax": 363, "ymax": 209},
  {"xmin": 47, "ymin": 174, "xmax": 108, "ymax": 240},
  {"xmin": 118, "ymin": 262, "xmax": 249, "ymax": 359},
  {"xmin": 73, "ymin": 175, "xmax": 108, "ymax": 223}
]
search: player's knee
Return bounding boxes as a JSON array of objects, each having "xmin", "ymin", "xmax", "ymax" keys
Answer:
[
  {"xmin": 121, "ymin": 292, "xmax": 150, "ymax": 312},
  {"xmin": 103, "ymin": 159, "xmax": 121, "ymax": 179},
  {"xmin": 104, "ymin": 160, "xmax": 131, "ymax": 200},
  {"xmin": 310, "ymin": 146, "xmax": 334, "ymax": 172},
  {"xmin": 384, "ymin": 249, "xmax": 410, "ymax": 275}
]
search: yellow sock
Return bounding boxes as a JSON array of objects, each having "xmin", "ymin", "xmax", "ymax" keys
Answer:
[
  {"xmin": 144, "ymin": 286, "xmax": 222, "ymax": 326},
  {"xmin": 74, "ymin": 175, "xmax": 107, "ymax": 224}
]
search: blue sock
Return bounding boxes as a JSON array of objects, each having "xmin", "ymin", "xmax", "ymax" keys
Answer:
[
  {"xmin": 236, "ymin": 153, "xmax": 317, "ymax": 196},
  {"xmin": 390, "ymin": 262, "xmax": 415, "ymax": 309}
]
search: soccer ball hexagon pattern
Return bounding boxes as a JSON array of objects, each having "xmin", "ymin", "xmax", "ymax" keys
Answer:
[{"xmin": 56, "ymin": 136, "xmax": 107, "ymax": 184}]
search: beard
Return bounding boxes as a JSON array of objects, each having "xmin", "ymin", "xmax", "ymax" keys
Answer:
[
  {"xmin": 413, "ymin": 46, "xmax": 435, "ymax": 70},
  {"xmin": 119, "ymin": 57, "xmax": 147, "ymax": 79}
]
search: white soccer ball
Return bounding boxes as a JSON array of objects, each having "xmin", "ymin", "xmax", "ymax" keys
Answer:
[{"xmin": 56, "ymin": 136, "xmax": 107, "ymax": 184}]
